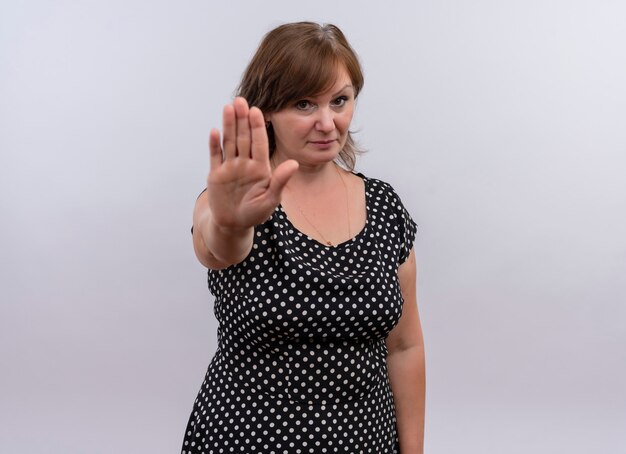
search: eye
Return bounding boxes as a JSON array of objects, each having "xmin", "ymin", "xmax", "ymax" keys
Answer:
[
  {"xmin": 331, "ymin": 95, "xmax": 349, "ymax": 107},
  {"xmin": 295, "ymin": 100, "xmax": 313, "ymax": 111}
]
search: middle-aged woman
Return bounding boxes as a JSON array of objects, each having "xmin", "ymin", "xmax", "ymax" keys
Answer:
[{"xmin": 183, "ymin": 22, "xmax": 425, "ymax": 453}]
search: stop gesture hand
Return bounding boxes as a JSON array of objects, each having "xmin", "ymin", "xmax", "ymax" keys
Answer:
[{"xmin": 207, "ymin": 97, "xmax": 298, "ymax": 231}]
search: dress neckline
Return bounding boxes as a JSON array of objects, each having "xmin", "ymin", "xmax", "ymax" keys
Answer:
[{"xmin": 277, "ymin": 173, "xmax": 369, "ymax": 249}]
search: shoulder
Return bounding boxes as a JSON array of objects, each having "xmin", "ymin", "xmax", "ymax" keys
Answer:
[
  {"xmin": 360, "ymin": 172, "xmax": 417, "ymax": 227},
  {"xmin": 359, "ymin": 173, "xmax": 417, "ymax": 264},
  {"xmin": 356, "ymin": 172, "xmax": 405, "ymax": 206}
]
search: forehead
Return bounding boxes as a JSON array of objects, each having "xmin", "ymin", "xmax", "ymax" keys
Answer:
[{"xmin": 314, "ymin": 65, "xmax": 353, "ymax": 96}]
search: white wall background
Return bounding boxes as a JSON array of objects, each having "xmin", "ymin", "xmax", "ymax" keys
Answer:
[{"xmin": 1, "ymin": 1, "xmax": 625, "ymax": 453}]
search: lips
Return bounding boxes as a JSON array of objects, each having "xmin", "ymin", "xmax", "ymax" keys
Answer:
[{"xmin": 309, "ymin": 139, "xmax": 336, "ymax": 145}]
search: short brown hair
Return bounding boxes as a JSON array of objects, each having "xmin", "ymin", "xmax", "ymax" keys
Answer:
[{"xmin": 236, "ymin": 22, "xmax": 365, "ymax": 170}]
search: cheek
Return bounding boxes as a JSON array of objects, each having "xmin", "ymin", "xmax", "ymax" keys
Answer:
[
  {"xmin": 274, "ymin": 119, "xmax": 309, "ymax": 143},
  {"xmin": 288, "ymin": 119, "xmax": 315, "ymax": 138},
  {"xmin": 337, "ymin": 111, "xmax": 354, "ymax": 132}
]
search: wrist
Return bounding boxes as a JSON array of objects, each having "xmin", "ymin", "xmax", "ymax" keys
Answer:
[{"xmin": 211, "ymin": 221, "xmax": 252, "ymax": 237}]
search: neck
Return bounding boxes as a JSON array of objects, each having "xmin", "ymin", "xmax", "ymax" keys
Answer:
[
  {"xmin": 272, "ymin": 154, "xmax": 340, "ymax": 191},
  {"xmin": 276, "ymin": 156, "xmax": 352, "ymax": 247}
]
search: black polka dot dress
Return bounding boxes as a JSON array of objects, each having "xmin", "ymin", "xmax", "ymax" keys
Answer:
[{"xmin": 182, "ymin": 175, "xmax": 417, "ymax": 453}]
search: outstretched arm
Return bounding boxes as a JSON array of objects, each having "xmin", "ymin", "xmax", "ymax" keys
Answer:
[{"xmin": 192, "ymin": 97, "xmax": 298, "ymax": 269}]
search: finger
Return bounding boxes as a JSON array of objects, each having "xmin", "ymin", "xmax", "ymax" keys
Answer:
[
  {"xmin": 234, "ymin": 97, "xmax": 251, "ymax": 159},
  {"xmin": 222, "ymin": 104, "xmax": 237, "ymax": 159},
  {"xmin": 268, "ymin": 159, "xmax": 299, "ymax": 198},
  {"xmin": 209, "ymin": 128, "xmax": 223, "ymax": 170},
  {"xmin": 249, "ymin": 106, "xmax": 270, "ymax": 163}
]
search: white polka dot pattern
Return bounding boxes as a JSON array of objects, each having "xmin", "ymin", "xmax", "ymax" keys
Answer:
[{"xmin": 182, "ymin": 175, "xmax": 417, "ymax": 453}]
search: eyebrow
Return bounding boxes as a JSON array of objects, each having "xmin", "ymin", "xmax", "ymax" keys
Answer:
[{"xmin": 332, "ymin": 85, "xmax": 354, "ymax": 97}]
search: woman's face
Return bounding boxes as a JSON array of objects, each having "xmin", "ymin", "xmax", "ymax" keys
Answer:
[{"xmin": 268, "ymin": 65, "xmax": 355, "ymax": 167}]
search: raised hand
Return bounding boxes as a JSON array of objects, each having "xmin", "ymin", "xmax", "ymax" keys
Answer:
[{"xmin": 207, "ymin": 97, "xmax": 298, "ymax": 231}]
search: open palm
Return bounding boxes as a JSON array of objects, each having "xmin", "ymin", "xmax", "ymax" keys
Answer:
[{"xmin": 207, "ymin": 97, "xmax": 298, "ymax": 230}]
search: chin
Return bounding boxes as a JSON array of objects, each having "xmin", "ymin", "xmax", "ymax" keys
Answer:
[
  {"xmin": 313, "ymin": 148, "xmax": 341, "ymax": 161},
  {"xmin": 296, "ymin": 151, "xmax": 339, "ymax": 168}
]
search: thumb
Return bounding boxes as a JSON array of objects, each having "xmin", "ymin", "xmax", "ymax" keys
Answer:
[{"xmin": 268, "ymin": 159, "xmax": 299, "ymax": 197}]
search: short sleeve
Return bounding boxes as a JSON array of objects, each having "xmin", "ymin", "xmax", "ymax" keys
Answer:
[
  {"xmin": 389, "ymin": 187, "xmax": 417, "ymax": 265},
  {"xmin": 190, "ymin": 188, "xmax": 208, "ymax": 234}
]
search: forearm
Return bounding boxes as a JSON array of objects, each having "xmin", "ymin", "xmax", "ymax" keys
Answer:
[
  {"xmin": 203, "ymin": 220, "xmax": 254, "ymax": 265},
  {"xmin": 387, "ymin": 345, "xmax": 426, "ymax": 453},
  {"xmin": 193, "ymin": 205, "xmax": 254, "ymax": 269}
]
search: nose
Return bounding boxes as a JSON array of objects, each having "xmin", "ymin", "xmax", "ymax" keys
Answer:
[{"xmin": 314, "ymin": 107, "xmax": 336, "ymax": 133}]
